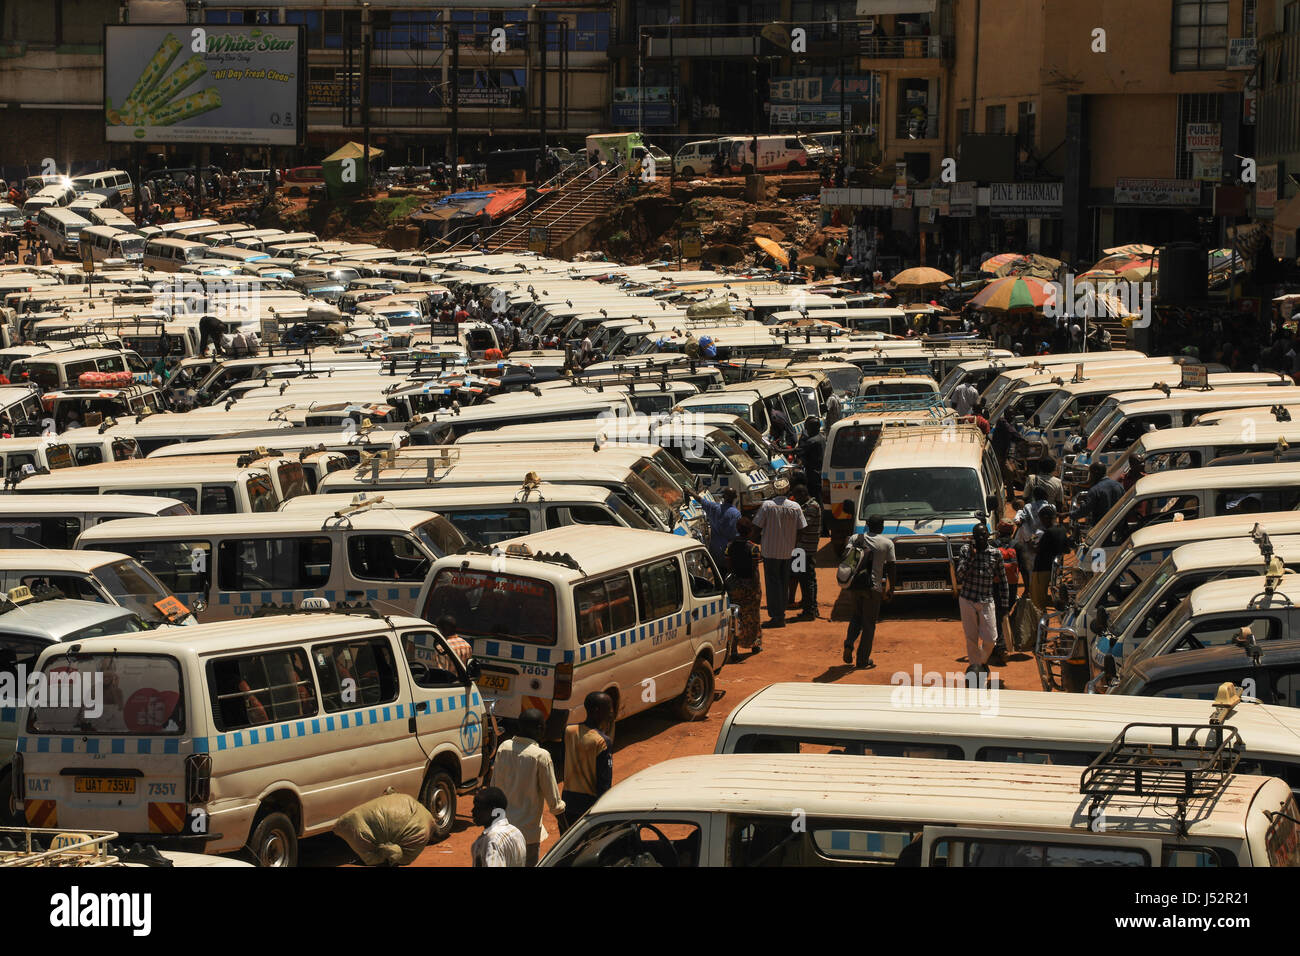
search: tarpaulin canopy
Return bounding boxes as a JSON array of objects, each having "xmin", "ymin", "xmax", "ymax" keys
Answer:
[
  {"xmin": 686, "ymin": 298, "xmax": 735, "ymax": 319},
  {"xmin": 484, "ymin": 188, "xmax": 526, "ymax": 219},
  {"xmin": 322, "ymin": 141, "xmax": 385, "ymax": 199}
]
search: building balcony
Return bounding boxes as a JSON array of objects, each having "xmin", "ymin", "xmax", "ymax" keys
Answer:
[
  {"xmin": 860, "ymin": 34, "xmax": 951, "ymax": 63},
  {"xmin": 895, "ymin": 113, "xmax": 940, "ymax": 140}
]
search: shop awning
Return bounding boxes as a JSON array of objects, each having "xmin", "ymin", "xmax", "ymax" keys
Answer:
[
  {"xmin": 855, "ymin": 0, "xmax": 938, "ymax": 14},
  {"xmin": 1273, "ymin": 195, "xmax": 1300, "ymax": 233}
]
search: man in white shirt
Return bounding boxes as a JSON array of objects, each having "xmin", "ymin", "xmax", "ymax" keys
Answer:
[
  {"xmin": 753, "ymin": 478, "xmax": 807, "ymax": 628},
  {"xmin": 470, "ymin": 787, "xmax": 527, "ymax": 867},
  {"xmin": 951, "ymin": 380, "xmax": 979, "ymax": 417},
  {"xmin": 491, "ymin": 709, "xmax": 566, "ymax": 866}
]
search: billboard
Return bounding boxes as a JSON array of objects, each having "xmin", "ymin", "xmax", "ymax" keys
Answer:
[
  {"xmin": 104, "ymin": 24, "xmax": 305, "ymax": 145},
  {"xmin": 611, "ymin": 87, "xmax": 676, "ymax": 127}
]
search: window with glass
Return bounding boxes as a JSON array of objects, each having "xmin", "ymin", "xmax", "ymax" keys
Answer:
[
  {"xmin": 685, "ymin": 549, "xmax": 723, "ymax": 597},
  {"xmin": 208, "ymin": 648, "xmax": 317, "ymax": 730},
  {"xmin": 575, "ymin": 573, "xmax": 637, "ymax": 643},
  {"xmin": 31, "ymin": 654, "xmax": 183, "ymax": 736},
  {"xmin": 985, "ymin": 104, "xmax": 1006, "ymax": 134},
  {"xmin": 347, "ymin": 533, "xmax": 431, "ymax": 581},
  {"xmin": 1173, "ymin": 0, "xmax": 1229, "ymax": 70},
  {"xmin": 423, "ymin": 569, "xmax": 558, "ymax": 646},
  {"xmin": 634, "ymin": 558, "xmax": 684, "ymax": 621},
  {"xmin": 731, "ymin": 816, "xmax": 917, "ymax": 866},
  {"xmin": 218, "ymin": 537, "xmax": 332, "ymax": 591},
  {"xmin": 311, "ymin": 637, "xmax": 400, "ymax": 712},
  {"xmin": 285, "ymin": 10, "xmax": 322, "ymax": 48},
  {"xmin": 931, "ymin": 837, "xmax": 1150, "ymax": 866}
]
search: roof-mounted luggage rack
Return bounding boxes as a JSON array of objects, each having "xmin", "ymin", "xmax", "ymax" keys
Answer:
[
  {"xmin": 840, "ymin": 394, "xmax": 949, "ymax": 416},
  {"xmin": 1080, "ymin": 722, "xmax": 1244, "ymax": 836},
  {"xmin": 454, "ymin": 540, "xmax": 585, "ymax": 574}
]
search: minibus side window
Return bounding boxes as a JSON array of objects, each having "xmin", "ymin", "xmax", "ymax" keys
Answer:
[
  {"xmin": 1219, "ymin": 486, "xmax": 1300, "ymax": 515},
  {"xmin": 545, "ymin": 505, "xmax": 620, "ymax": 529},
  {"xmin": 548, "ymin": 820, "xmax": 704, "ymax": 867},
  {"xmin": 1164, "ymin": 847, "xmax": 1231, "ymax": 867},
  {"xmin": 684, "ymin": 550, "xmax": 723, "ymax": 597},
  {"xmin": 312, "ymin": 637, "xmax": 400, "ymax": 711},
  {"xmin": 730, "ymin": 815, "xmax": 916, "ymax": 866},
  {"xmin": 218, "ymin": 537, "xmax": 332, "ymax": 591},
  {"xmin": 121, "ymin": 486, "xmax": 199, "ymax": 512},
  {"xmin": 0, "ymin": 517, "xmax": 79, "ymax": 549},
  {"xmin": 74, "ymin": 445, "xmax": 104, "ymax": 465},
  {"xmin": 975, "ymin": 746, "xmax": 1094, "ymax": 767},
  {"xmin": 400, "ymin": 630, "xmax": 464, "ymax": 687},
  {"xmin": 929, "ymin": 837, "xmax": 1151, "ymax": 867},
  {"xmin": 207, "ymin": 649, "xmax": 318, "ymax": 730},
  {"xmin": 442, "ymin": 509, "xmax": 531, "ymax": 547},
  {"xmin": 245, "ymin": 475, "xmax": 279, "ymax": 512},
  {"xmin": 19, "ymin": 573, "xmax": 101, "ymax": 602},
  {"xmin": 575, "ymin": 573, "xmax": 637, "ymax": 643},
  {"xmin": 347, "ymin": 534, "xmax": 430, "ymax": 581},
  {"xmin": 634, "ymin": 558, "xmax": 684, "ymax": 622},
  {"xmin": 118, "ymin": 539, "xmax": 210, "ymax": 593}
]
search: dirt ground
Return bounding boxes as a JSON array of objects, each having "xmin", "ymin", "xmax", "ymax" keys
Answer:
[{"xmin": 298, "ymin": 545, "xmax": 1040, "ymax": 868}]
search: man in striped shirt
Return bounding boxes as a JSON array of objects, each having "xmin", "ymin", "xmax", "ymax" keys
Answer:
[{"xmin": 753, "ymin": 478, "xmax": 807, "ymax": 628}]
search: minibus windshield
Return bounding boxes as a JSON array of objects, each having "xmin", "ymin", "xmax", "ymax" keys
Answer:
[
  {"xmin": 94, "ymin": 558, "xmax": 179, "ymax": 625},
  {"xmin": 1032, "ymin": 391, "xmax": 1071, "ymax": 428},
  {"xmin": 1121, "ymin": 602, "xmax": 1194, "ymax": 674},
  {"xmin": 415, "ymin": 516, "xmax": 467, "ymax": 556},
  {"xmin": 631, "ymin": 460, "xmax": 686, "ymax": 511},
  {"xmin": 861, "ymin": 467, "xmax": 983, "ymax": 520},
  {"xmin": 711, "ymin": 432, "xmax": 760, "ymax": 473},
  {"xmin": 28, "ymin": 652, "xmax": 179, "ymax": 735},
  {"xmin": 424, "ymin": 568, "xmax": 558, "ymax": 645},
  {"xmin": 1107, "ymin": 560, "xmax": 1176, "ymax": 640}
]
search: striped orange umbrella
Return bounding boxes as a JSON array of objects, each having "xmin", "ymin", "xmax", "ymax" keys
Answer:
[{"xmin": 967, "ymin": 275, "xmax": 1055, "ymax": 312}]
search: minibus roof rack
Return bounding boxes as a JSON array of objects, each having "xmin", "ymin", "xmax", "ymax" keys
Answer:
[
  {"xmin": 455, "ymin": 541, "xmax": 585, "ymax": 574},
  {"xmin": 840, "ymin": 395, "xmax": 948, "ymax": 416},
  {"xmin": 1080, "ymin": 722, "xmax": 1244, "ymax": 836}
]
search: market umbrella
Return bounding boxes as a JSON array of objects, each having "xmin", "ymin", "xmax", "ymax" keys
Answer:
[
  {"xmin": 967, "ymin": 275, "xmax": 1055, "ymax": 312},
  {"xmin": 798, "ymin": 254, "xmax": 836, "ymax": 269},
  {"xmin": 890, "ymin": 266, "xmax": 952, "ymax": 287},
  {"xmin": 754, "ymin": 236, "xmax": 788, "ymax": 266},
  {"xmin": 1092, "ymin": 252, "xmax": 1146, "ymax": 272},
  {"xmin": 980, "ymin": 253, "xmax": 1026, "ymax": 274},
  {"xmin": 1103, "ymin": 243, "xmax": 1156, "ymax": 257},
  {"xmin": 1118, "ymin": 258, "xmax": 1158, "ymax": 280}
]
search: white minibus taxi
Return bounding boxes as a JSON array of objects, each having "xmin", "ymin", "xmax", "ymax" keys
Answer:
[
  {"xmin": 35, "ymin": 208, "xmax": 90, "ymax": 256},
  {"xmin": 15, "ymin": 613, "xmax": 489, "ymax": 865},
  {"xmin": 0, "ymin": 494, "xmax": 191, "ymax": 548},
  {"xmin": 418, "ymin": 526, "xmax": 733, "ymax": 738},
  {"xmin": 16, "ymin": 460, "xmax": 280, "ymax": 514},
  {"xmin": 0, "ymin": 549, "xmax": 195, "ymax": 627},
  {"xmin": 77, "ymin": 506, "xmax": 466, "ymax": 621},
  {"xmin": 81, "ymin": 225, "xmax": 146, "ymax": 264},
  {"xmin": 540, "ymin": 753, "xmax": 1300, "ymax": 867},
  {"xmin": 283, "ymin": 483, "xmax": 654, "ymax": 547},
  {"xmin": 715, "ymin": 682, "xmax": 1300, "ymax": 790},
  {"xmin": 143, "ymin": 238, "xmax": 210, "ymax": 272}
]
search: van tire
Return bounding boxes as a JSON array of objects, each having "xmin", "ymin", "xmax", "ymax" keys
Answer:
[
  {"xmin": 681, "ymin": 166, "xmax": 695, "ymax": 178},
  {"xmin": 787, "ymin": 161, "xmax": 800, "ymax": 172},
  {"xmin": 420, "ymin": 768, "xmax": 457, "ymax": 840},
  {"xmin": 0, "ymin": 768, "xmax": 21, "ymax": 826},
  {"xmin": 673, "ymin": 659, "xmax": 714, "ymax": 721},
  {"xmin": 246, "ymin": 811, "xmax": 297, "ymax": 867}
]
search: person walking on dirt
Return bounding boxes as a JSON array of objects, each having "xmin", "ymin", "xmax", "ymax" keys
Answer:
[
  {"xmin": 561, "ymin": 691, "xmax": 614, "ymax": 821},
  {"xmin": 470, "ymin": 788, "xmax": 526, "ymax": 867},
  {"xmin": 492, "ymin": 708, "xmax": 565, "ymax": 867},
  {"xmin": 753, "ymin": 478, "xmax": 806, "ymax": 629},
  {"xmin": 842, "ymin": 514, "xmax": 895, "ymax": 669},
  {"xmin": 954, "ymin": 523, "xmax": 1009, "ymax": 675}
]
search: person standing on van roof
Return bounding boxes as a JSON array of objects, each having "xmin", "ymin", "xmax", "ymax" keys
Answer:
[
  {"xmin": 492, "ymin": 708, "xmax": 565, "ymax": 867},
  {"xmin": 753, "ymin": 478, "xmax": 806, "ymax": 629},
  {"xmin": 470, "ymin": 787, "xmax": 526, "ymax": 867},
  {"xmin": 842, "ymin": 513, "xmax": 895, "ymax": 669},
  {"xmin": 789, "ymin": 483, "xmax": 821, "ymax": 620},
  {"xmin": 561, "ymin": 692, "xmax": 614, "ymax": 821},
  {"xmin": 954, "ymin": 523, "xmax": 1009, "ymax": 673},
  {"xmin": 693, "ymin": 487, "xmax": 740, "ymax": 567}
]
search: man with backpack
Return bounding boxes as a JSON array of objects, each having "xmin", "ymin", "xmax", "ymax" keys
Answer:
[{"xmin": 839, "ymin": 514, "xmax": 895, "ymax": 669}]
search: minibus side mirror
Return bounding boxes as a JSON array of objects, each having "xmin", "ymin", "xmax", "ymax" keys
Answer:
[
  {"xmin": 466, "ymin": 658, "xmax": 481, "ymax": 682},
  {"xmin": 985, "ymin": 494, "xmax": 998, "ymax": 514}
]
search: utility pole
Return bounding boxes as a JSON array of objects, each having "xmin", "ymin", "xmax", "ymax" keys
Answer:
[
  {"xmin": 361, "ymin": 3, "xmax": 372, "ymax": 196},
  {"xmin": 538, "ymin": 11, "xmax": 547, "ymax": 162},
  {"xmin": 449, "ymin": 27, "xmax": 459, "ymax": 193}
]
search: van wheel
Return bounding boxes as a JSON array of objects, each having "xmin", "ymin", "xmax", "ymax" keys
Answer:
[
  {"xmin": 787, "ymin": 161, "xmax": 800, "ymax": 172},
  {"xmin": 0, "ymin": 768, "xmax": 21, "ymax": 826},
  {"xmin": 420, "ymin": 768, "xmax": 457, "ymax": 840},
  {"xmin": 681, "ymin": 166, "xmax": 695, "ymax": 177},
  {"xmin": 674, "ymin": 659, "xmax": 715, "ymax": 721},
  {"xmin": 246, "ymin": 811, "xmax": 297, "ymax": 867},
  {"xmin": 741, "ymin": 163, "xmax": 755, "ymax": 175}
]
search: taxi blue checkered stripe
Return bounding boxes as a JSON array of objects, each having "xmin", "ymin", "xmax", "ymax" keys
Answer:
[
  {"xmin": 217, "ymin": 587, "xmax": 423, "ymax": 606},
  {"xmin": 16, "ymin": 690, "xmax": 482, "ymax": 755},
  {"xmin": 477, "ymin": 601, "xmax": 726, "ymax": 667},
  {"xmin": 830, "ymin": 470, "xmax": 864, "ymax": 483}
]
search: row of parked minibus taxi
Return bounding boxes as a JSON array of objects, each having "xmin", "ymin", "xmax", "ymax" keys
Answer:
[{"xmin": 2, "ymin": 244, "xmax": 1300, "ymax": 866}]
